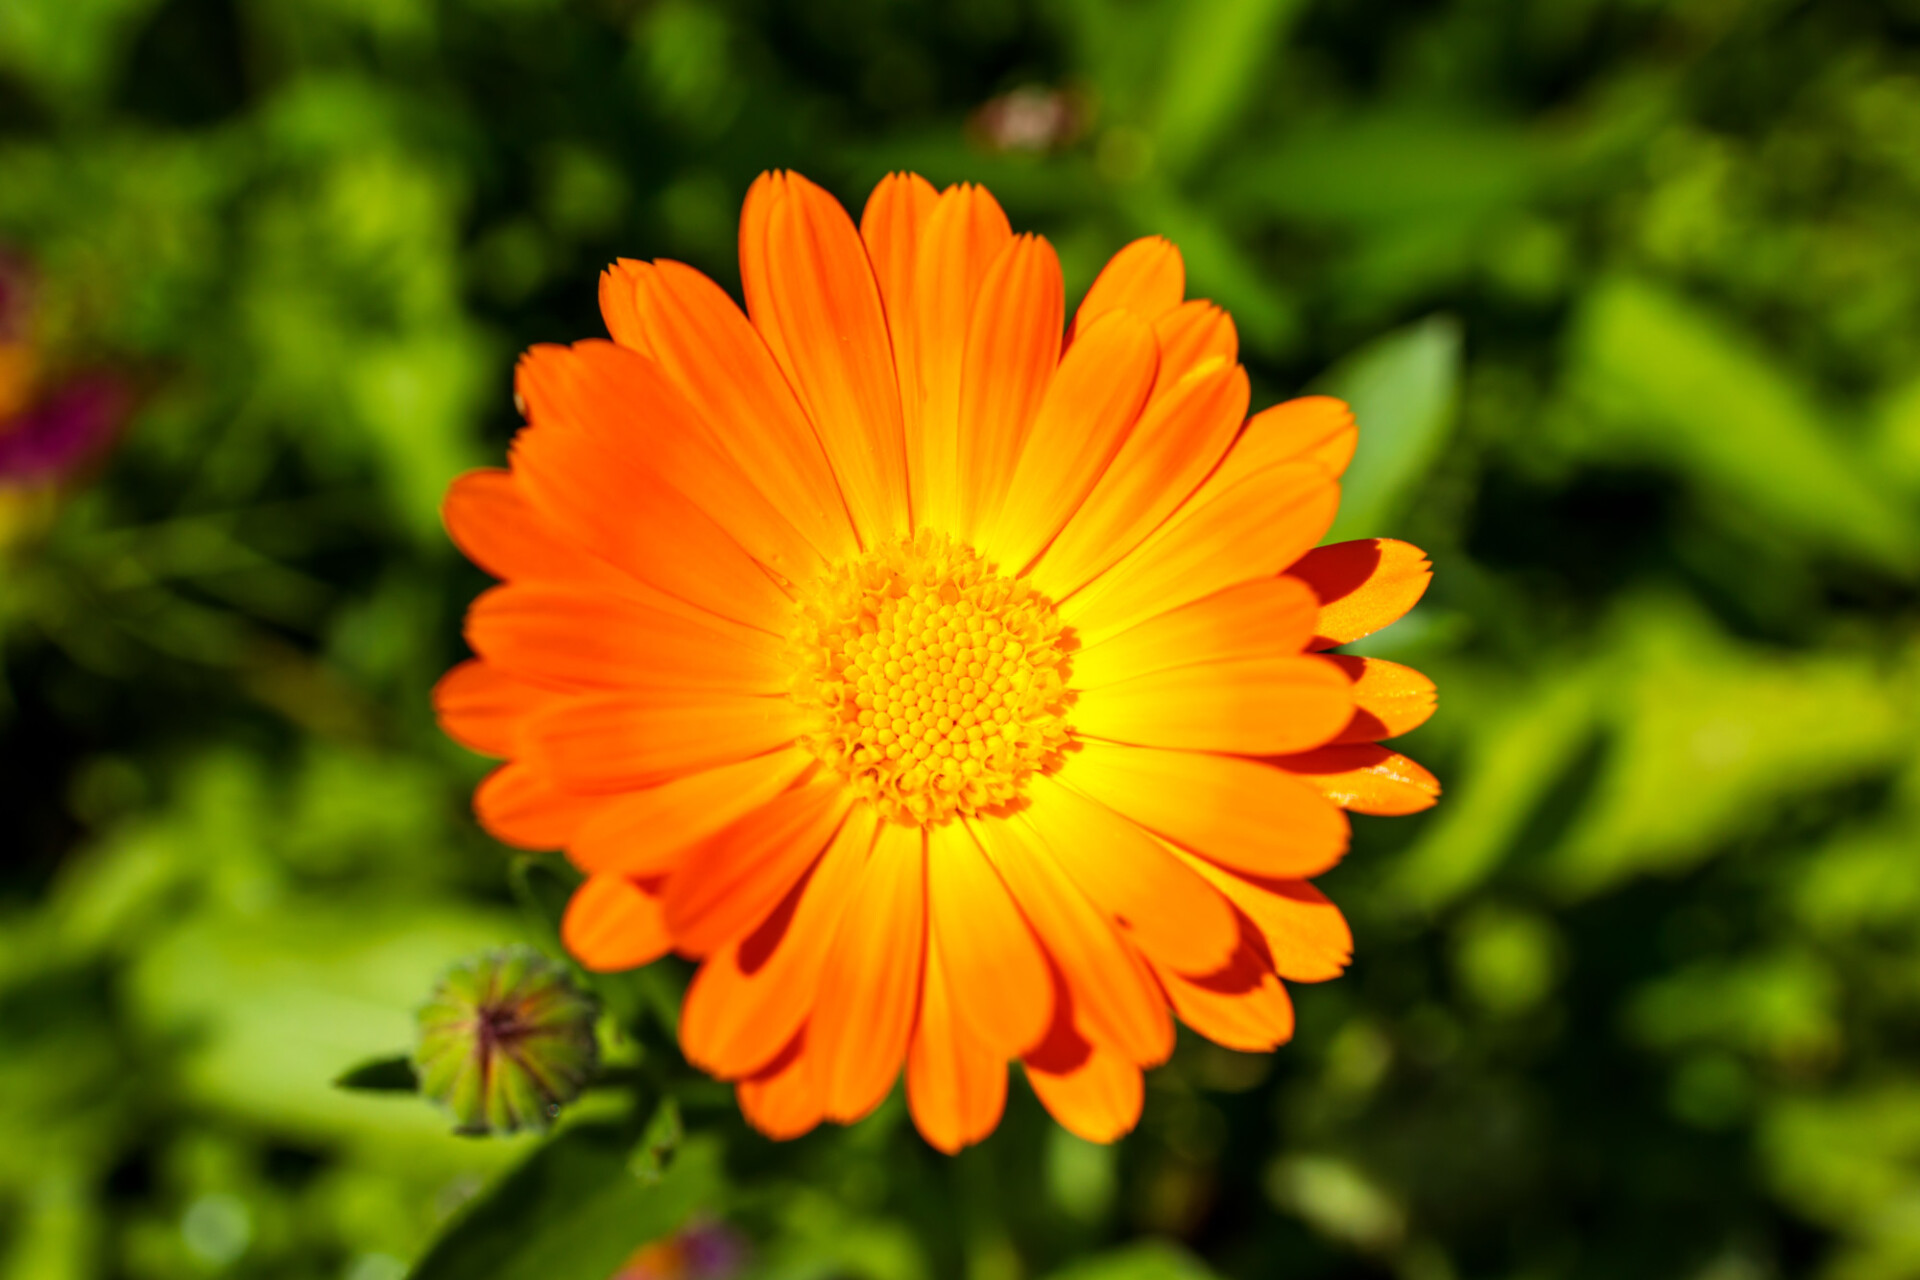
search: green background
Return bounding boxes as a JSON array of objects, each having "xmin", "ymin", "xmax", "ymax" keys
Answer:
[{"xmin": 4, "ymin": 0, "xmax": 1920, "ymax": 1277}]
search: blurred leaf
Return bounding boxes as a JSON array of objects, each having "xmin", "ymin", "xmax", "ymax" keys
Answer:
[
  {"xmin": 510, "ymin": 856, "xmax": 581, "ymax": 950},
  {"xmin": 1627, "ymin": 951, "xmax": 1840, "ymax": 1069},
  {"xmin": 335, "ymin": 1056, "xmax": 420, "ymax": 1094},
  {"xmin": 627, "ymin": 1097, "xmax": 682, "ymax": 1186},
  {"xmin": 1265, "ymin": 1155, "xmax": 1405, "ymax": 1252},
  {"xmin": 760, "ymin": 1185, "xmax": 930, "ymax": 1280},
  {"xmin": 1149, "ymin": 0, "xmax": 1305, "ymax": 175},
  {"xmin": 632, "ymin": 0, "xmax": 743, "ymax": 136},
  {"xmin": 0, "ymin": 0, "xmax": 162, "ymax": 108},
  {"xmin": 1547, "ymin": 596, "xmax": 1913, "ymax": 893},
  {"xmin": 1388, "ymin": 668, "xmax": 1599, "ymax": 912},
  {"xmin": 1451, "ymin": 906, "xmax": 1562, "ymax": 1017},
  {"xmin": 347, "ymin": 333, "xmax": 490, "ymax": 544},
  {"xmin": 407, "ymin": 1124, "xmax": 718, "ymax": 1280},
  {"xmin": 1763, "ymin": 1086, "xmax": 1920, "ymax": 1247},
  {"xmin": 1041, "ymin": 1241, "xmax": 1222, "ymax": 1280},
  {"xmin": 126, "ymin": 895, "xmax": 531, "ymax": 1156},
  {"xmin": 1319, "ymin": 315, "xmax": 1462, "ymax": 540},
  {"xmin": 1869, "ymin": 370, "xmax": 1920, "ymax": 497},
  {"xmin": 1789, "ymin": 827, "xmax": 1920, "ymax": 937},
  {"xmin": 1052, "ymin": 0, "xmax": 1175, "ymax": 127},
  {"xmin": 1045, "ymin": 1127, "xmax": 1118, "ymax": 1223},
  {"xmin": 1570, "ymin": 277, "xmax": 1920, "ymax": 571},
  {"xmin": 1221, "ymin": 111, "xmax": 1545, "ymax": 226},
  {"xmin": 0, "ymin": 1167, "xmax": 98, "ymax": 1280}
]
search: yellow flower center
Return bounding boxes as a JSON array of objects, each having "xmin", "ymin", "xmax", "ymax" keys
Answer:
[{"xmin": 788, "ymin": 530, "xmax": 1072, "ymax": 826}]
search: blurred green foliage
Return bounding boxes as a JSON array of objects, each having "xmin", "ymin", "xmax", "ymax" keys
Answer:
[{"xmin": 4, "ymin": 0, "xmax": 1920, "ymax": 1278}]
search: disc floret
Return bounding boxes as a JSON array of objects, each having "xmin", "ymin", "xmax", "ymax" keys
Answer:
[{"xmin": 789, "ymin": 530, "xmax": 1071, "ymax": 825}]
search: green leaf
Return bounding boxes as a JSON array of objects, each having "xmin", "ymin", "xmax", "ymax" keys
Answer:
[
  {"xmin": 1222, "ymin": 112, "xmax": 1543, "ymax": 227},
  {"xmin": 333, "ymin": 1055, "xmax": 419, "ymax": 1093},
  {"xmin": 1570, "ymin": 277, "xmax": 1920, "ymax": 571},
  {"xmin": 509, "ymin": 855, "xmax": 582, "ymax": 949},
  {"xmin": 627, "ymin": 1097, "xmax": 683, "ymax": 1186},
  {"xmin": 1386, "ymin": 667, "xmax": 1600, "ymax": 913},
  {"xmin": 407, "ymin": 1123, "xmax": 719, "ymax": 1280},
  {"xmin": 1318, "ymin": 314, "xmax": 1462, "ymax": 540},
  {"xmin": 1041, "ymin": 1241, "xmax": 1223, "ymax": 1280},
  {"xmin": 0, "ymin": 0, "xmax": 162, "ymax": 108},
  {"xmin": 1150, "ymin": 0, "xmax": 1305, "ymax": 175},
  {"xmin": 1545, "ymin": 595, "xmax": 1912, "ymax": 894}
]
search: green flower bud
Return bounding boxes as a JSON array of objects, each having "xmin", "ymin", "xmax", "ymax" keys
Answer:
[{"xmin": 414, "ymin": 946, "xmax": 599, "ymax": 1135}]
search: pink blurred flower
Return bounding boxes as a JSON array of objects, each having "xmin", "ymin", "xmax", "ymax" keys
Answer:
[
  {"xmin": 0, "ymin": 250, "xmax": 130, "ymax": 490},
  {"xmin": 612, "ymin": 1221, "xmax": 747, "ymax": 1280},
  {"xmin": 969, "ymin": 85, "xmax": 1088, "ymax": 154},
  {"xmin": 0, "ymin": 376, "xmax": 130, "ymax": 484}
]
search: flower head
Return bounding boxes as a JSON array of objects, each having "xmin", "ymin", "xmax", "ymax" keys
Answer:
[
  {"xmin": 436, "ymin": 171, "xmax": 1440, "ymax": 1152},
  {"xmin": 414, "ymin": 946, "xmax": 600, "ymax": 1134}
]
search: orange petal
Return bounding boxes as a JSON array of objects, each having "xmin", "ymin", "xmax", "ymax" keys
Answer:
[
  {"xmin": 1226, "ymin": 395, "xmax": 1358, "ymax": 480},
  {"xmin": 1022, "ymin": 776, "xmax": 1237, "ymax": 975},
  {"xmin": 926, "ymin": 822, "xmax": 1052, "ymax": 1057},
  {"xmin": 1073, "ymin": 654, "xmax": 1354, "ymax": 755},
  {"xmin": 862, "ymin": 171, "xmax": 938, "ymax": 312},
  {"xmin": 1069, "ymin": 575, "xmax": 1320, "ymax": 690},
  {"xmin": 524, "ymin": 688, "xmax": 806, "ymax": 793},
  {"xmin": 904, "ymin": 184, "xmax": 1014, "ymax": 531},
  {"xmin": 1073, "ymin": 236, "xmax": 1185, "ymax": 335},
  {"xmin": 1152, "ymin": 300, "xmax": 1237, "ymax": 396},
  {"xmin": 679, "ymin": 805, "xmax": 877, "ymax": 1079},
  {"xmin": 969, "ymin": 815, "xmax": 1172, "ymax": 1066},
  {"xmin": 736, "ymin": 1029, "xmax": 826, "ymax": 1141},
  {"xmin": 1028, "ymin": 360, "xmax": 1248, "ymax": 602},
  {"xmin": 509, "ymin": 418, "xmax": 791, "ymax": 634},
  {"xmin": 433, "ymin": 659, "xmax": 555, "ymax": 757},
  {"xmin": 566, "ymin": 747, "xmax": 815, "ymax": 876},
  {"xmin": 738, "ymin": 173, "xmax": 789, "ymax": 368},
  {"xmin": 562, "ymin": 874, "xmax": 672, "ymax": 972},
  {"xmin": 1168, "ymin": 851, "xmax": 1353, "ymax": 982},
  {"xmin": 1329, "ymin": 655, "xmax": 1437, "ymax": 743},
  {"xmin": 443, "ymin": 469, "xmax": 624, "ymax": 587},
  {"xmin": 622, "ymin": 260, "xmax": 861, "ymax": 563},
  {"xmin": 980, "ymin": 309, "xmax": 1159, "ymax": 574},
  {"xmin": 473, "ymin": 762, "xmax": 604, "ymax": 851},
  {"xmin": 598, "ymin": 259, "xmax": 654, "ymax": 355},
  {"xmin": 1273, "ymin": 744, "xmax": 1441, "ymax": 815},
  {"xmin": 662, "ymin": 777, "xmax": 854, "ymax": 957},
  {"xmin": 516, "ymin": 341, "xmax": 824, "ymax": 588},
  {"xmin": 1060, "ymin": 461, "xmax": 1340, "ymax": 646},
  {"xmin": 906, "ymin": 935, "xmax": 1009, "ymax": 1154},
  {"xmin": 954, "ymin": 234, "xmax": 1065, "ymax": 543},
  {"xmin": 744, "ymin": 172, "xmax": 910, "ymax": 544},
  {"xmin": 465, "ymin": 582, "xmax": 789, "ymax": 695},
  {"xmin": 861, "ymin": 172, "xmax": 939, "ymax": 414},
  {"xmin": 1153, "ymin": 933, "xmax": 1296, "ymax": 1052},
  {"xmin": 1023, "ymin": 1031, "xmax": 1144, "ymax": 1144},
  {"xmin": 1061, "ymin": 741, "xmax": 1350, "ymax": 879},
  {"xmin": 1288, "ymin": 538, "xmax": 1433, "ymax": 650},
  {"xmin": 811, "ymin": 821, "xmax": 927, "ymax": 1123}
]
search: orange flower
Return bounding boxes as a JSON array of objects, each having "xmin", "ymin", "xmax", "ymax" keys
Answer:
[{"xmin": 436, "ymin": 171, "xmax": 1439, "ymax": 1153}]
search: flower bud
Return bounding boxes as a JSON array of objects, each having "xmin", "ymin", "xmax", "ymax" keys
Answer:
[{"xmin": 413, "ymin": 946, "xmax": 599, "ymax": 1135}]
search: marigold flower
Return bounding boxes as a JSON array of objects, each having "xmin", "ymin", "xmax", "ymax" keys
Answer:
[{"xmin": 435, "ymin": 171, "xmax": 1440, "ymax": 1152}]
